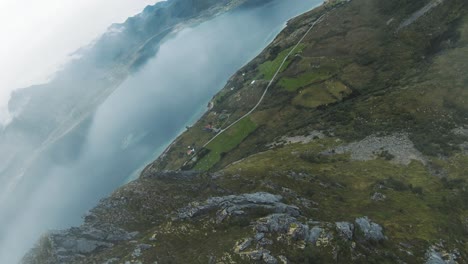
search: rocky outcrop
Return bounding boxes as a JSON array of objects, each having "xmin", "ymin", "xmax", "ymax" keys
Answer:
[
  {"xmin": 23, "ymin": 224, "xmax": 138, "ymax": 263},
  {"xmin": 336, "ymin": 222, "xmax": 354, "ymax": 240},
  {"xmin": 355, "ymin": 216, "xmax": 385, "ymax": 242},
  {"xmin": 323, "ymin": 134, "xmax": 426, "ymax": 165},
  {"xmin": 425, "ymin": 245, "xmax": 460, "ymax": 264},
  {"xmin": 177, "ymin": 192, "xmax": 300, "ymax": 222}
]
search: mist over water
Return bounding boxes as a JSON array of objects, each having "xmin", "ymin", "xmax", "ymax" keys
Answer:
[{"xmin": 0, "ymin": 0, "xmax": 322, "ymax": 262}]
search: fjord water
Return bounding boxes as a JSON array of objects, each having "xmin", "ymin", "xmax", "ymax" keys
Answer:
[{"xmin": 0, "ymin": 0, "xmax": 322, "ymax": 262}]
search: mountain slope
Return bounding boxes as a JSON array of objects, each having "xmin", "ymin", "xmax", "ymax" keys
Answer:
[{"xmin": 24, "ymin": 0, "xmax": 468, "ymax": 263}]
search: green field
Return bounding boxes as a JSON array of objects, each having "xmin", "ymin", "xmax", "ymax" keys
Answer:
[
  {"xmin": 258, "ymin": 44, "xmax": 305, "ymax": 80},
  {"xmin": 279, "ymin": 71, "xmax": 333, "ymax": 92},
  {"xmin": 194, "ymin": 117, "xmax": 257, "ymax": 171}
]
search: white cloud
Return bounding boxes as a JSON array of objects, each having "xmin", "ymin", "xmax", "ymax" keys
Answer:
[{"xmin": 0, "ymin": 0, "xmax": 161, "ymax": 126}]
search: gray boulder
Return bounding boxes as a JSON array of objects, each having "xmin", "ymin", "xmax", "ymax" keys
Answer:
[
  {"xmin": 307, "ymin": 226, "xmax": 323, "ymax": 244},
  {"xmin": 255, "ymin": 214, "xmax": 298, "ymax": 234},
  {"xmin": 355, "ymin": 217, "xmax": 385, "ymax": 241},
  {"xmin": 289, "ymin": 223, "xmax": 309, "ymax": 241},
  {"xmin": 336, "ymin": 222, "xmax": 354, "ymax": 240},
  {"xmin": 426, "ymin": 250, "xmax": 445, "ymax": 264},
  {"xmin": 247, "ymin": 250, "xmax": 264, "ymax": 261},
  {"xmin": 236, "ymin": 238, "xmax": 253, "ymax": 252},
  {"xmin": 371, "ymin": 192, "xmax": 387, "ymax": 202}
]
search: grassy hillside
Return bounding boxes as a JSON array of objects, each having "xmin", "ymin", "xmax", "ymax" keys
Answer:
[{"xmin": 24, "ymin": 0, "xmax": 468, "ymax": 263}]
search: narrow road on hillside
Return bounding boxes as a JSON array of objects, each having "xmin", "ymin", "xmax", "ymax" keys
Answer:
[{"xmin": 201, "ymin": 13, "xmax": 327, "ymax": 148}]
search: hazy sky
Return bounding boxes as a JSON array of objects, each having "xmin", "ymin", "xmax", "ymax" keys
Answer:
[{"xmin": 0, "ymin": 0, "xmax": 161, "ymax": 126}]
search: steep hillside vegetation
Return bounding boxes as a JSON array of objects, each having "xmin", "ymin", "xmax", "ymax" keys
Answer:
[{"xmin": 24, "ymin": 0, "xmax": 468, "ymax": 263}]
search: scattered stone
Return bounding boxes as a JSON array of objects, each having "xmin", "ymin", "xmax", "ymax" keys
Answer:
[
  {"xmin": 235, "ymin": 238, "xmax": 253, "ymax": 253},
  {"xmin": 335, "ymin": 222, "xmax": 354, "ymax": 240},
  {"xmin": 263, "ymin": 252, "xmax": 279, "ymax": 264},
  {"xmin": 355, "ymin": 217, "xmax": 385, "ymax": 241},
  {"xmin": 246, "ymin": 250, "xmax": 265, "ymax": 261},
  {"xmin": 324, "ymin": 134, "xmax": 426, "ymax": 165},
  {"xmin": 103, "ymin": 257, "xmax": 119, "ymax": 264},
  {"xmin": 258, "ymin": 238, "xmax": 274, "ymax": 246},
  {"xmin": 255, "ymin": 233, "xmax": 265, "ymax": 241},
  {"xmin": 267, "ymin": 131, "xmax": 326, "ymax": 148},
  {"xmin": 371, "ymin": 192, "xmax": 387, "ymax": 202},
  {"xmin": 138, "ymin": 244, "xmax": 152, "ymax": 251},
  {"xmin": 452, "ymin": 127, "xmax": 468, "ymax": 137},
  {"xmin": 255, "ymin": 214, "xmax": 299, "ymax": 234},
  {"xmin": 278, "ymin": 255, "xmax": 289, "ymax": 264},
  {"xmin": 132, "ymin": 247, "xmax": 142, "ymax": 258},
  {"xmin": 131, "ymin": 243, "xmax": 152, "ymax": 258},
  {"xmin": 425, "ymin": 245, "xmax": 460, "ymax": 264},
  {"xmin": 426, "ymin": 250, "xmax": 445, "ymax": 264}
]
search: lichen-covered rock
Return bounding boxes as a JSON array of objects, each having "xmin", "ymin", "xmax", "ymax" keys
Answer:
[
  {"xmin": 255, "ymin": 232, "xmax": 265, "ymax": 241},
  {"xmin": 263, "ymin": 252, "xmax": 279, "ymax": 264},
  {"xmin": 249, "ymin": 251, "xmax": 264, "ymax": 261},
  {"xmin": 255, "ymin": 214, "xmax": 299, "ymax": 234},
  {"xmin": 235, "ymin": 238, "xmax": 253, "ymax": 253},
  {"xmin": 307, "ymin": 226, "xmax": 323, "ymax": 244},
  {"xmin": 426, "ymin": 250, "xmax": 445, "ymax": 264},
  {"xmin": 425, "ymin": 245, "xmax": 460, "ymax": 264},
  {"xmin": 335, "ymin": 222, "xmax": 354, "ymax": 240},
  {"xmin": 371, "ymin": 192, "xmax": 387, "ymax": 202},
  {"xmin": 288, "ymin": 223, "xmax": 310, "ymax": 240},
  {"xmin": 355, "ymin": 217, "xmax": 385, "ymax": 241},
  {"xmin": 278, "ymin": 255, "xmax": 289, "ymax": 264}
]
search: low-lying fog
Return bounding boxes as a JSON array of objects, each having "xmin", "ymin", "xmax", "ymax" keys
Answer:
[{"xmin": 0, "ymin": 0, "xmax": 322, "ymax": 262}]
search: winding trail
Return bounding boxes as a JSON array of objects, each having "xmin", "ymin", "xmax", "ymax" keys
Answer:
[{"xmin": 201, "ymin": 13, "xmax": 326, "ymax": 148}]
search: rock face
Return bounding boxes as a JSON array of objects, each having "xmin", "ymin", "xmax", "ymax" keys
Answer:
[
  {"xmin": 178, "ymin": 192, "xmax": 300, "ymax": 221},
  {"xmin": 22, "ymin": 223, "xmax": 139, "ymax": 263},
  {"xmin": 425, "ymin": 245, "xmax": 460, "ymax": 264},
  {"xmin": 355, "ymin": 217, "xmax": 385, "ymax": 241}
]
